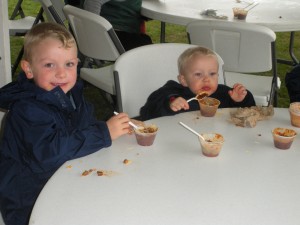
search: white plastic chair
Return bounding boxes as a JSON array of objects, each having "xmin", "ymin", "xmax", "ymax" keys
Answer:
[
  {"xmin": 113, "ymin": 43, "xmax": 225, "ymax": 118},
  {"xmin": 37, "ymin": 0, "xmax": 66, "ymax": 25},
  {"xmin": 9, "ymin": 16, "xmax": 36, "ymax": 36},
  {"xmin": 63, "ymin": 4, "xmax": 125, "ymax": 96},
  {"xmin": 9, "ymin": 0, "xmax": 43, "ymax": 76},
  {"xmin": 0, "ymin": 211, "xmax": 4, "ymax": 225},
  {"xmin": 187, "ymin": 20, "xmax": 279, "ymax": 106},
  {"xmin": 8, "ymin": 0, "xmax": 42, "ymax": 36},
  {"xmin": 0, "ymin": 110, "xmax": 7, "ymax": 225}
]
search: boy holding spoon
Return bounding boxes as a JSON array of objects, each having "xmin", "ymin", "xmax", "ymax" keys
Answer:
[
  {"xmin": 139, "ymin": 46, "xmax": 255, "ymax": 120},
  {"xmin": 0, "ymin": 22, "xmax": 131, "ymax": 225}
]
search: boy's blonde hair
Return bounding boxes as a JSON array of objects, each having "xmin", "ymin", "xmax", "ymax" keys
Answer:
[
  {"xmin": 177, "ymin": 46, "xmax": 218, "ymax": 75},
  {"xmin": 23, "ymin": 22, "xmax": 77, "ymax": 63}
]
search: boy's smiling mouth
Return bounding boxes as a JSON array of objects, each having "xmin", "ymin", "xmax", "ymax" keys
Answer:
[{"xmin": 52, "ymin": 83, "xmax": 67, "ymax": 87}]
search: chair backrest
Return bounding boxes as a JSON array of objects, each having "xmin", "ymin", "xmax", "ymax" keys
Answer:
[
  {"xmin": 113, "ymin": 43, "xmax": 225, "ymax": 118},
  {"xmin": 37, "ymin": 0, "xmax": 66, "ymax": 25},
  {"xmin": 186, "ymin": 20, "xmax": 276, "ymax": 73},
  {"xmin": 9, "ymin": 0, "xmax": 43, "ymax": 36},
  {"xmin": 63, "ymin": 4, "xmax": 125, "ymax": 61}
]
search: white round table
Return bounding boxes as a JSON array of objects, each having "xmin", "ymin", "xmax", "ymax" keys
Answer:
[
  {"xmin": 30, "ymin": 108, "xmax": 300, "ymax": 225},
  {"xmin": 142, "ymin": 0, "xmax": 300, "ymax": 32},
  {"xmin": 141, "ymin": 0, "xmax": 300, "ymax": 64}
]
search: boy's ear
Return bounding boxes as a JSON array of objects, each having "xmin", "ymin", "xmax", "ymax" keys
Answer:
[
  {"xmin": 177, "ymin": 74, "xmax": 188, "ymax": 87},
  {"xmin": 21, "ymin": 60, "xmax": 33, "ymax": 79}
]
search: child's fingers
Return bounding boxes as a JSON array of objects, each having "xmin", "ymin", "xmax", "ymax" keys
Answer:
[{"xmin": 170, "ymin": 101, "xmax": 189, "ymax": 111}]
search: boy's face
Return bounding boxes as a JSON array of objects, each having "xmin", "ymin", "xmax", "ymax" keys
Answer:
[
  {"xmin": 21, "ymin": 37, "xmax": 78, "ymax": 94},
  {"xmin": 178, "ymin": 55, "xmax": 219, "ymax": 96}
]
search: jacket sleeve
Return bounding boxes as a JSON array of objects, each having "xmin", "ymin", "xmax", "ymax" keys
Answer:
[
  {"xmin": 285, "ymin": 64, "xmax": 300, "ymax": 103},
  {"xmin": 83, "ymin": 0, "xmax": 110, "ymax": 14},
  {"xmin": 139, "ymin": 81, "xmax": 183, "ymax": 121},
  {"xmin": 213, "ymin": 85, "xmax": 256, "ymax": 108},
  {"xmin": 3, "ymin": 100, "xmax": 111, "ymax": 173}
]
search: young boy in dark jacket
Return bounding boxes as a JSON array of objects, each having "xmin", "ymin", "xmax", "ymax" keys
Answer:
[
  {"xmin": 139, "ymin": 47, "xmax": 256, "ymax": 120},
  {"xmin": 0, "ymin": 22, "xmax": 130, "ymax": 225}
]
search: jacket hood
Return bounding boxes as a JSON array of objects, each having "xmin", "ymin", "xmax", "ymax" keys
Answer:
[{"xmin": 0, "ymin": 72, "xmax": 83, "ymax": 112}]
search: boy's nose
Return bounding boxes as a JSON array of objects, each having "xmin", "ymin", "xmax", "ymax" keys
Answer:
[
  {"xmin": 55, "ymin": 68, "xmax": 67, "ymax": 78},
  {"xmin": 202, "ymin": 74, "xmax": 210, "ymax": 81}
]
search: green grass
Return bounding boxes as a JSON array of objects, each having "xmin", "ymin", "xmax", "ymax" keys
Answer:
[{"xmin": 8, "ymin": 0, "xmax": 300, "ymax": 120}]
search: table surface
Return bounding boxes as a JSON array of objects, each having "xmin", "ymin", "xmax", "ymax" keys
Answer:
[
  {"xmin": 29, "ymin": 108, "xmax": 300, "ymax": 225},
  {"xmin": 141, "ymin": 0, "xmax": 300, "ymax": 32}
]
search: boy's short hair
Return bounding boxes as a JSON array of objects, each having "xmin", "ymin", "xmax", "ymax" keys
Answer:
[
  {"xmin": 23, "ymin": 22, "xmax": 77, "ymax": 62},
  {"xmin": 177, "ymin": 46, "xmax": 218, "ymax": 75}
]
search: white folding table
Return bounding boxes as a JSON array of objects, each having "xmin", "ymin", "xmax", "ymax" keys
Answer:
[{"xmin": 30, "ymin": 108, "xmax": 300, "ymax": 225}]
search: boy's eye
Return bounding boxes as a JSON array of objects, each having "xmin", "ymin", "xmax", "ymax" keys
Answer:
[
  {"xmin": 195, "ymin": 72, "xmax": 203, "ymax": 78},
  {"xmin": 66, "ymin": 60, "xmax": 78, "ymax": 68},
  {"xmin": 66, "ymin": 62, "xmax": 74, "ymax": 67},
  {"xmin": 45, "ymin": 63, "xmax": 54, "ymax": 68},
  {"xmin": 210, "ymin": 72, "xmax": 218, "ymax": 76}
]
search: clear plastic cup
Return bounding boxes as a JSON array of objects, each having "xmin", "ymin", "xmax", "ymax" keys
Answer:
[
  {"xmin": 199, "ymin": 133, "xmax": 224, "ymax": 157},
  {"xmin": 289, "ymin": 102, "xmax": 300, "ymax": 127},
  {"xmin": 199, "ymin": 97, "xmax": 220, "ymax": 117},
  {"xmin": 232, "ymin": 7, "xmax": 248, "ymax": 20},
  {"xmin": 134, "ymin": 125, "xmax": 158, "ymax": 146},
  {"xmin": 272, "ymin": 127, "xmax": 297, "ymax": 150}
]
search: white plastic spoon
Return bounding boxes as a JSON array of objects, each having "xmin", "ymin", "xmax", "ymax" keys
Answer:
[
  {"xmin": 245, "ymin": 2, "xmax": 259, "ymax": 11},
  {"xmin": 187, "ymin": 92, "xmax": 208, "ymax": 103},
  {"xmin": 179, "ymin": 122, "xmax": 205, "ymax": 141},
  {"xmin": 113, "ymin": 111, "xmax": 139, "ymax": 129}
]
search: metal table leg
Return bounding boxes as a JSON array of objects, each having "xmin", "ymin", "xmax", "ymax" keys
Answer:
[
  {"xmin": 277, "ymin": 31, "xmax": 299, "ymax": 66},
  {"xmin": 160, "ymin": 22, "xmax": 166, "ymax": 43}
]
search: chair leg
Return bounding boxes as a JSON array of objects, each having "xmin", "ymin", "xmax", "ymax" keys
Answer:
[
  {"xmin": 268, "ymin": 81, "xmax": 278, "ymax": 107},
  {"xmin": 10, "ymin": 0, "xmax": 25, "ymax": 19},
  {"xmin": 11, "ymin": 7, "xmax": 44, "ymax": 77},
  {"xmin": 11, "ymin": 46, "xmax": 24, "ymax": 77},
  {"xmin": 160, "ymin": 22, "xmax": 166, "ymax": 43}
]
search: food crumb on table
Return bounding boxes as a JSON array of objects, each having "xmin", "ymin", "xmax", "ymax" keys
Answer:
[
  {"xmin": 81, "ymin": 169, "xmax": 117, "ymax": 177},
  {"xmin": 97, "ymin": 170, "xmax": 104, "ymax": 176},
  {"xmin": 123, "ymin": 159, "xmax": 132, "ymax": 165}
]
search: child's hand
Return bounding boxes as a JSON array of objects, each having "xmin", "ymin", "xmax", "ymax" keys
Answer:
[
  {"xmin": 228, "ymin": 83, "xmax": 248, "ymax": 102},
  {"xmin": 169, "ymin": 97, "xmax": 190, "ymax": 112},
  {"xmin": 107, "ymin": 113, "xmax": 130, "ymax": 140}
]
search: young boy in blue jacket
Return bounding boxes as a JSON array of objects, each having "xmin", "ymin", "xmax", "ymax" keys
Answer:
[{"xmin": 0, "ymin": 22, "xmax": 130, "ymax": 225}]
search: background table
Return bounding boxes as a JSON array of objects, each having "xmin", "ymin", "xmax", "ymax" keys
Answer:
[
  {"xmin": 30, "ymin": 108, "xmax": 300, "ymax": 225},
  {"xmin": 142, "ymin": 0, "xmax": 300, "ymax": 64}
]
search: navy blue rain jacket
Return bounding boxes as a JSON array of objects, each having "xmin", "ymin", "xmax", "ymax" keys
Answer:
[
  {"xmin": 139, "ymin": 80, "xmax": 256, "ymax": 121},
  {"xmin": 0, "ymin": 73, "xmax": 111, "ymax": 225},
  {"xmin": 285, "ymin": 64, "xmax": 300, "ymax": 103}
]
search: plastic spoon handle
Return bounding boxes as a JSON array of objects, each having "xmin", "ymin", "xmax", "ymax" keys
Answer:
[
  {"xmin": 247, "ymin": 2, "xmax": 259, "ymax": 11},
  {"xmin": 113, "ymin": 111, "xmax": 138, "ymax": 129},
  {"xmin": 187, "ymin": 97, "xmax": 197, "ymax": 103},
  {"xmin": 179, "ymin": 122, "xmax": 205, "ymax": 141},
  {"xmin": 187, "ymin": 92, "xmax": 208, "ymax": 103}
]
